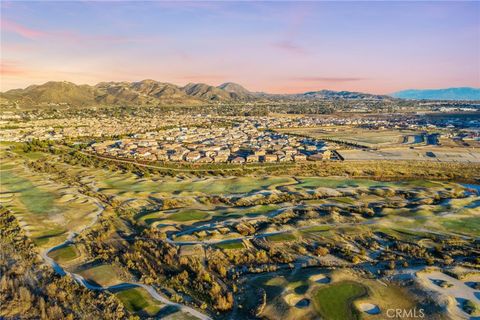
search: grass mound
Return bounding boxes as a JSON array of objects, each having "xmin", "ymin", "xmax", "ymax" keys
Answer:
[
  {"xmin": 313, "ymin": 281, "xmax": 367, "ymax": 320},
  {"xmin": 47, "ymin": 245, "xmax": 79, "ymax": 263},
  {"xmin": 115, "ymin": 287, "xmax": 162, "ymax": 316}
]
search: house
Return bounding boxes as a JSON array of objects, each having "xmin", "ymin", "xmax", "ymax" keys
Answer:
[
  {"xmin": 155, "ymin": 151, "xmax": 169, "ymax": 161},
  {"xmin": 293, "ymin": 154, "xmax": 307, "ymax": 162},
  {"xmin": 264, "ymin": 154, "xmax": 278, "ymax": 162},
  {"xmin": 214, "ymin": 154, "xmax": 229, "ymax": 163},
  {"xmin": 197, "ymin": 156, "xmax": 213, "ymax": 163},
  {"xmin": 308, "ymin": 150, "xmax": 331, "ymax": 161},
  {"xmin": 169, "ymin": 153, "xmax": 184, "ymax": 161},
  {"xmin": 185, "ymin": 151, "xmax": 201, "ymax": 162},
  {"xmin": 231, "ymin": 156, "xmax": 245, "ymax": 164},
  {"xmin": 246, "ymin": 154, "xmax": 259, "ymax": 163}
]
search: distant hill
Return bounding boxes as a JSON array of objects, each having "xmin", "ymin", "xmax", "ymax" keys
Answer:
[
  {"xmin": 391, "ymin": 87, "xmax": 480, "ymax": 100},
  {"xmin": 1, "ymin": 81, "xmax": 98, "ymax": 107},
  {"xmin": 1, "ymin": 79, "xmax": 398, "ymax": 109},
  {"xmin": 183, "ymin": 83, "xmax": 234, "ymax": 101},
  {"xmin": 95, "ymin": 80, "xmax": 198, "ymax": 105},
  {"xmin": 217, "ymin": 82, "xmax": 255, "ymax": 99},
  {"xmin": 298, "ymin": 90, "xmax": 389, "ymax": 100}
]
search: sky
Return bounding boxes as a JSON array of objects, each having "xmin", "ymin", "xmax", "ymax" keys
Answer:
[{"xmin": 1, "ymin": 1, "xmax": 479, "ymax": 94}]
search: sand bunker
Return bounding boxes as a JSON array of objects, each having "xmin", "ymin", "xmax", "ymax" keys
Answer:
[
  {"xmin": 357, "ymin": 302, "xmax": 380, "ymax": 315},
  {"xmin": 283, "ymin": 293, "xmax": 303, "ymax": 307},
  {"xmin": 416, "ymin": 270, "xmax": 480, "ymax": 319},
  {"xmin": 309, "ymin": 274, "xmax": 331, "ymax": 284}
]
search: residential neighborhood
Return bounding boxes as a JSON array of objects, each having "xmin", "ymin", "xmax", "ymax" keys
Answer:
[{"xmin": 87, "ymin": 123, "xmax": 330, "ymax": 163}]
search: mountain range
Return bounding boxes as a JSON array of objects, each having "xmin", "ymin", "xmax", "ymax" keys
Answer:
[
  {"xmin": 391, "ymin": 87, "xmax": 480, "ymax": 101},
  {"xmin": 0, "ymin": 80, "xmax": 392, "ymax": 108},
  {"xmin": 2, "ymin": 81, "xmax": 478, "ymax": 109}
]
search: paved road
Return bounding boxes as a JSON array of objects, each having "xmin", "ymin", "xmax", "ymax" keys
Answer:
[{"xmin": 41, "ymin": 198, "xmax": 212, "ymax": 320}]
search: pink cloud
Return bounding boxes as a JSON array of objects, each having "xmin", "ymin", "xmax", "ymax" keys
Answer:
[
  {"xmin": 1, "ymin": 19, "xmax": 46, "ymax": 39},
  {"xmin": 1, "ymin": 18, "xmax": 152, "ymax": 44},
  {"xmin": 271, "ymin": 40, "xmax": 306, "ymax": 54},
  {"xmin": 0, "ymin": 60, "xmax": 29, "ymax": 77}
]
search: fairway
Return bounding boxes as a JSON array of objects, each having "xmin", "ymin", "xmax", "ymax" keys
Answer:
[
  {"xmin": 167, "ymin": 209, "xmax": 210, "ymax": 222},
  {"xmin": 267, "ymin": 233, "xmax": 297, "ymax": 242},
  {"xmin": 77, "ymin": 264, "xmax": 124, "ymax": 287},
  {"xmin": 0, "ymin": 170, "xmax": 55, "ymax": 215},
  {"xmin": 441, "ymin": 217, "xmax": 480, "ymax": 236},
  {"xmin": 297, "ymin": 177, "xmax": 392, "ymax": 189},
  {"xmin": 215, "ymin": 240, "xmax": 244, "ymax": 250},
  {"xmin": 47, "ymin": 245, "xmax": 79, "ymax": 263},
  {"xmin": 115, "ymin": 287, "xmax": 162, "ymax": 315},
  {"xmin": 312, "ymin": 281, "xmax": 367, "ymax": 320},
  {"xmin": 100, "ymin": 175, "xmax": 296, "ymax": 195}
]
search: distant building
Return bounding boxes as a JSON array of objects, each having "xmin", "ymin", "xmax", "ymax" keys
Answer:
[{"xmin": 231, "ymin": 156, "xmax": 245, "ymax": 164}]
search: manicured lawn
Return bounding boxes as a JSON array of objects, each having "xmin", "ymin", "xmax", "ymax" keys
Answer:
[
  {"xmin": 115, "ymin": 287, "xmax": 161, "ymax": 315},
  {"xmin": 441, "ymin": 217, "xmax": 480, "ymax": 236},
  {"xmin": 300, "ymin": 225, "xmax": 331, "ymax": 234},
  {"xmin": 215, "ymin": 240, "xmax": 244, "ymax": 250},
  {"xmin": 297, "ymin": 177, "xmax": 390, "ymax": 189},
  {"xmin": 167, "ymin": 209, "xmax": 210, "ymax": 222},
  {"xmin": 0, "ymin": 170, "xmax": 55, "ymax": 214},
  {"xmin": 102, "ymin": 176, "xmax": 295, "ymax": 195},
  {"xmin": 266, "ymin": 233, "xmax": 296, "ymax": 242},
  {"xmin": 332, "ymin": 197, "xmax": 356, "ymax": 205},
  {"xmin": 312, "ymin": 281, "xmax": 367, "ymax": 320},
  {"xmin": 32, "ymin": 228, "xmax": 67, "ymax": 246},
  {"xmin": 48, "ymin": 245, "xmax": 79, "ymax": 262},
  {"xmin": 240, "ymin": 204, "xmax": 279, "ymax": 216},
  {"xmin": 78, "ymin": 264, "xmax": 123, "ymax": 287}
]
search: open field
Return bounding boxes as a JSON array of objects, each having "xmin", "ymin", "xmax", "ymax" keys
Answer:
[
  {"xmin": 47, "ymin": 244, "xmax": 80, "ymax": 263},
  {"xmin": 338, "ymin": 147, "xmax": 480, "ymax": 163},
  {"xmin": 276, "ymin": 127, "xmax": 423, "ymax": 148},
  {"xmin": 0, "ymin": 154, "xmax": 101, "ymax": 247},
  {"xmin": 76, "ymin": 264, "xmax": 125, "ymax": 287},
  {"xmin": 100, "ymin": 175, "xmax": 296, "ymax": 196},
  {"xmin": 312, "ymin": 281, "xmax": 367, "ymax": 320},
  {"xmin": 2, "ymin": 142, "xmax": 479, "ymax": 320},
  {"xmin": 239, "ymin": 267, "xmax": 422, "ymax": 320},
  {"xmin": 115, "ymin": 287, "xmax": 163, "ymax": 316}
]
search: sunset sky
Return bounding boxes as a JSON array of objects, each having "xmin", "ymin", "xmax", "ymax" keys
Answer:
[{"xmin": 1, "ymin": 1, "xmax": 479, "ymax": 93}]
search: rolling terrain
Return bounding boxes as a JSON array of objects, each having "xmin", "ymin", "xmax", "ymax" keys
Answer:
[{"xmin": 0, "ymin": 80, "xmax": 395, "ymax": 109}]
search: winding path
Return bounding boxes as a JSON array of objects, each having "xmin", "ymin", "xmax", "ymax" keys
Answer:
[{"xmin": 41, "ymin": 200, "xmax": 211, "ymax": 320}]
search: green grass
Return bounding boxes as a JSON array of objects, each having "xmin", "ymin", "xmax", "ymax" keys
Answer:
[
  {"xmin": 312, "ymin": 281, "xmax": 367, "ymax": 320},
  {"xmin": 300, "ymin": 225, "xmax": 332, "ymax": 234},
  {"xmin": 332, "ymin": 197, "xmax": 356, "ymax": 205},
  {"xmin": 137, "ymin": 211, "xmax": 164, "ymax": 225},
  {"xmin": 398, "ymin": 180, "xmax": 444, "ymax": 188},
  {"xmin": 266, "ymin": 233, "xmax": 297, "ymax": 242},
  {"xmin": 101, "ymin": 176, "xmax": 295, "ymax": 195},
  {"xmin": 441, "ymin": 217, "xmax": 480, "ymax": 236},
  {"xmin": 115, "ymin": 287, "xmax": 161, "ymax": 315},
  {"xmin": 32, "ymin": 228, "xmax": 67, "ymax": 246},
  {"xmin": 48, "ymin": 245, "xmax": 79, "ymax": 262},
  {"xmin": 242, "ymin": 204, "xmax": 279, "ymax": 215},
  {"xmin": 0, "ymin": 170, "xmax": 56, "ymax": 215},
  {"xmin": 78, "ymin": 264, "xmax": 123, "ymax": 287},
  {"xmin": 297, "ymin": 177, "xmax": 391, "ymax": 189},
  {"xmin": 15, "ymin": 150, "xmax": 47, "ymax": 160},
  {"xmin": 215, "ymin": 240, "xmax": 244, "ymax": 250},
  {"xmin": 167, "ymin": 209, "xmax": 210, "ymax": 222}
]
